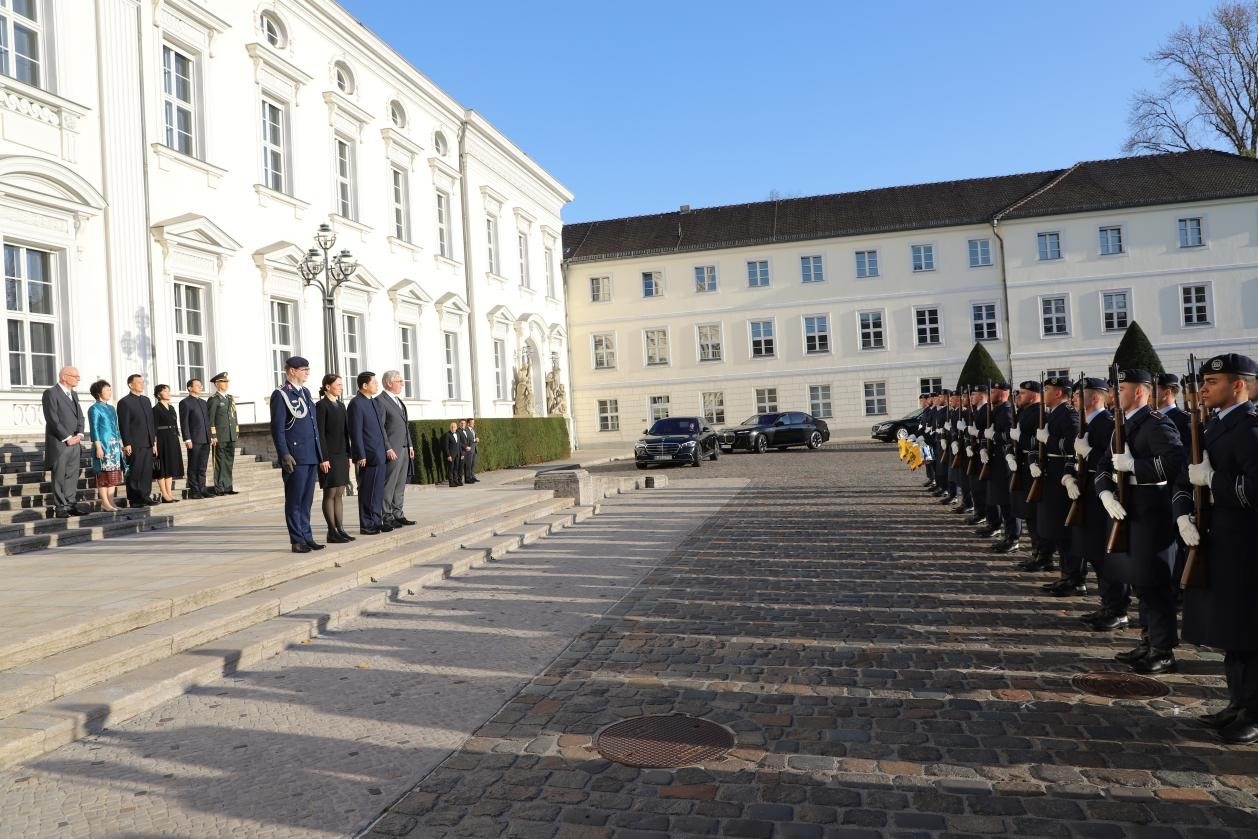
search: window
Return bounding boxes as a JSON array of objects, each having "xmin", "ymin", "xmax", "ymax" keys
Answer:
[
  {"xmin": 863, "ymin": 382, "xmax": 887, "ymax": 416},
  {"xmin": 914, "ymin": 306, "xmax": 941, "ymax": 346},
  {"xmin": 333, "ymin": 62, "xmax": 354, "ymax": 94},
  {"xmin": 1040, "ymin": 295, "xmax": 1069, "ymax": 336},
  {"xmin": 544, "ymin": 247, "xmax": 556, "ymax": 298},
  {"xmin": 592, "ymin": 333, "xmax": 616, "ymax": 369},
  {"xmin": 590, "ymin": 276, "xmax": 610, "ymax": 302},
  {"xmin": 919, "ymin": 377, "xmax": 942, "ymax": 395},
  {"xmin": 859, "ymin": 310, "xmax": 885, "ymax": 350},
  {"xmin": 746, "ymin": 259, "xmax": 769, "ymax": 288},
  {"xmin": 1099, "ymin": 226, "xmax": 1123, "ymax": 255},
  {"xmin": 597, "ymin": 399, "xmax": 619, "ymax": 432},
  {"xmin": 964, "ymin": 303, "xmax": 996, "ymax": 342},
  {"xmin": 1037, "ymin": 232, "xmax": 1062, "ymax": 261},
  {"xmin": 697, "ymin": 323, "xmax": 722, "ymax": 362},
  {"xmin": 443, "ymin": 331, "xmax": 460, "ymax": 399},
  {"xmin": 173, "ymin": 282, "xmax": 207, "ymax": 389},
  {"xmin": 433, "ymin": 132, "xmax": 448, "ymax": 155},
  {"xmin": 755, "ymin": 388, "xmax": 778, "ymax": 414},
  {"xmin": 649, "ymin": 394, "xmax": 670, "ymax": 422},
  {"xmin": 801, "ymin": 255, "xmax": 824, "ymax": 283},
  {"xmin": 911, "ymin": 244, "xmax": 935, "ymax": 272},
  {"xmin": 968, "ymin": 239, "xmax": 992, "ymax": 268},
  {"xmin": 702, "ymin": 391, "xmax": 725, "ymax": 425},
  {"xmin": 334, "ymin": 135, "xmax": 356, "ymax": 219},
  {"xmin": 486, "ymin": 215, "xmax": 500, "ymax": 274},
  {"xmin": 0, "ymin": 0, "xmax": 42, "ymax": 87},
  {"xmin": 644, "ymin": 328, "xmax": 669, "ymax": 366},
  {"xmin": 642, "ymin": 271, "xmax": 661, "ymax": 298},
  {"xmin": 341, "ymin": 313, "xmax": 362, "ymax": 377},
  {"xmin": 809, "ymin": 385, "xmax": 832, "ymax": 419},
  {"xmin": 1178, "ymin": 217, "xmax": 1203, "ymax": 248},
  {"xmin": 1102, "ymin": 290, "xmax": 1130, "ymax": 332},
  {"xmin": 389, "ymin": 100, "xmax": 406, "ymax": 129},
  {"xmin": 260, "ymin": 97, "xmax": 286, "ymax": 192},
  {"xmin": 749, "ymin": 320, "xmax": 774, "ymax": 358},
  {"xmin": 855, "ymin": 250, "xmax": 879, "ymax": 278},
  {"xmin": 518, "ymin": 232, "xmax": 531, "ymax": 288},
  {"xmin": 390, "ymin": 166, "xmax": 410, "ymax": 241},
  {"xmin": 694, "ymin": 265, "xmax": 717, "ymax": 293},
  {"xmin": 435, "ymin": 191, "xmax": 451, "ymax": 258},
  {"xmin": 399, "ymin": 326, "xmax": 415, "ymax": 398},
  {"xmin": 161, "ymin": 45, "xmax": 195, "ymax": 156},
  {"xmin": 1181, "ymin": 283, "xmax": 1212, "ymax": 326},
  {"xmin": 1046, "ymin": 368, "xmax": 1070, "ymax": 380},
  {"xmin": 3, "ymin": 244, "xmax": 54, "ymax": 387},
  {"xmin": 493, "ymin": 339, "xmax": 507, "ymax": 400},
  {"xmin": 804, "ymin": 315, "xmax": 830, "ymax": 354},
  {"xmin": 260, "ymin": 11, "xmax": 287, "ymax": 48},
  {"xmin": 269, "ymin": 299, "xmax": 295, "ymax": 388}
]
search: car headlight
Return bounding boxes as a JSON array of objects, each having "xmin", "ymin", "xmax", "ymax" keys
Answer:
[
  {"xmin": 634, "ymin": 442, "xmax": 647, "ymax": 450},
  {"xmin": 680, "ymin": 440, "xmax": 697, "ymax": 448}
]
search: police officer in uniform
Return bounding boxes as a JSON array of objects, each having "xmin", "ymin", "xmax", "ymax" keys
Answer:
[
  {"xmin": 1175, "ymin": 353, "xmax": 1258, "ymax": 742},
  {"xmin": 1095, "ymin": 368, "xmax": 1185, "ymax": 674},
  {"xmin": 1011, "ymin": 381, "xmax": 1046, "ymax": 566},
  {"xmin": 206, "ymin": 372, "xmax": 239, "ymax": 495},
  {"xmin": 1031, "ymin": 376, "xmax": 1084, "ymax": 594},
  {"xmin": 270, "ymin": 356, "xmax": 324, "ymax": 553}
]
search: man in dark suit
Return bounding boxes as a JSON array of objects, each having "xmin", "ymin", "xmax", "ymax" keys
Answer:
[
  {"xmin": 443, "ymin": 421, "xmax": 463, "ymax": 487},
  {"xmin": 271, "ymin": 356, "xmax": 324, "ymax": 553},
  {"xmin": 179, "ymin": 378, "xmax": 211, "ymax": 498},
  {"xmin": 347, "ymin": 371, "xmax": 389, "ymax": 534},
  {"xmin": 379, "ymin": 370, "xmax": 415, "ymax": 527},
  {"xmin": 117, "ymin": 373, "xmax": 157, "ymax": 508},
  {"xmin": 42, "ymin": 365, "xmax": 85, "ymax": 518},
  {"xmin": 463, "ymin": 417, "xmax": 480, "ymax": 484}
]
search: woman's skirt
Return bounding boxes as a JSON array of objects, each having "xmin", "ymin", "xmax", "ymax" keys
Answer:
[{"xmin": 94, "ymin": 470, "xmax": 123, "ymax": 488}]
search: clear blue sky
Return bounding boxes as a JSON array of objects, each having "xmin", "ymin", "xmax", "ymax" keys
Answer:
[{"xmin": 339, "ymin": 0, "xmax": 1209, "ymax": 223}]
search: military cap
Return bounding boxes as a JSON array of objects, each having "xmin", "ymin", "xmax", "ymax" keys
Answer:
[
  {"xmin": 941, "ymin": 389, "xmax": 954, "ymax": 396},
  {"xmin": 1018, "ymin": 380, "xmax": 1042, "ymax": 393},
  {"xmin": 973, "ymin": 384, "xmax": 989, "ymax": 393},
  {"xmin": 210, "ymin": 372, "xmax": 229, "ymax": 383},
  {"xmin": 285, "ymin": 355, "xmax": 310, "ymax": 369},
  {"xmin": 1044, "ymin": 376, "xmax": 1073, "ymax": 390},
  {"xmin": 1156, "ymin": 373, "xmax": 1180, "ymax": 388},
  {"xmin": 919, "ymin": 392, "xmax": 931, "ymax": 399},
  {"xmin": 1077, "ymin": 376, "xmax": 1110, "ymax": 391},
  {"xmin": 1118, "ymin": 368, "xmax": 1154, "ymax": 385},
  {"xmin": 991, "ymin": 382, "xmax": 1011, "ymax": 391},
  {"xmin": 1199, "ymin": 352, "xmax": 1258, "ymax": 377}
]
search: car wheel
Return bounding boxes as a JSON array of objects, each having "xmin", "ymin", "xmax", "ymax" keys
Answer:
[
  {"xmin": 691, "ymin": 449, "xmax": 702, "ymax": 467},
  {"xmin": 754, "ymin": 435, "xmax": 768, "ymax": 453},
  {"xmin": 709, "ymin": 445, "xmax": 719, "ymax": 461},
  {"xmin": 807, "ymin": 431, "xmax": 823, "ymax": 450},
  {"xmin": 895, "ymin": 427, "xmax": 910, "ymax": 440},
  {"xmin": 636, "ymin": 462, "xmax": 648, "ymax": 470}
]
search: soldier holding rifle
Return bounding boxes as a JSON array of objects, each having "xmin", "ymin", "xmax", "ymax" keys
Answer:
[
  {"xmin": 965, "ymin": 385, "xmax": 991, "ymax": 528},
  {"xmin": 1011, "ymin": 380, "xmax": 1047, "ymax": 568},
  {"xmin": 1031, "ymin": 376, "xmax": 1084, "ymax": 595},
  {"xmin": 952, "ymin": 389, "xmax": 976, "ymax": 514},
  {"xmin": 929, "ymin": 391, "xmax": 951, "ymax": 498},
  {"xmin": 983, "ymin": 382, "xmax": 1017, "ymax": 549},
  {"xmin": 941, "ymin": 391, "xmax": 964, "ymax": 506}
]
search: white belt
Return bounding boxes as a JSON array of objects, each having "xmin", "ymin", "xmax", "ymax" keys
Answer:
[
  {"xmin": 1125, "ymin": 476, "xmax": 1167, "ymax": 486},
  {"xmin": 1047, "ymin": 454, "xmax": 1072, "ymax": 459}
]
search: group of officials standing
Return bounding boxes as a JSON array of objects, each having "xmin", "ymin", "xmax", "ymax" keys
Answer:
[{"xmin": 907, "ymin": 352, "xmax": 1258, "ymax": 745}]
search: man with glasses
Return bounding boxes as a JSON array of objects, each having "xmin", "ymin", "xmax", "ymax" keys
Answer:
[{"xmin": 41, "ymin": 365, "xmax": 85, "ymax": 518}]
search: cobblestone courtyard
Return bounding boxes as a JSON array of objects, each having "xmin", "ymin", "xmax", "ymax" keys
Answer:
[{"xmin": 367, "ymin": 443, "xmax": 1258, "ymax": 839}]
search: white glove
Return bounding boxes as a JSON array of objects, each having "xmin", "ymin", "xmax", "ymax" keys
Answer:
[
  {"xmin": 1177, "ymin": 514, "xmax": 1200, "ymax": 547},
  {"xmin": 1010, "ymin": 427, "xmax": 1021, "ymax": 443},
  {"xmin": 1189, "ymin": 452, "xmax": 1214, "ymax": 488},
  {"xmin": 1099, "ymin": 490, "xmax": 1127, "ymax": 521},
  {"xmin": 967, "ymin": 426, "xmax": 979, "ymax": 438},
  {"xmin": 1005, "ymin": 454, "xmax": 1018, "ymax": 472},
  {"xmin": 1062, "ymin": 475, "xmax": 1081, "ymax": 500},
  {"xmin": 984, "ymin": 428, "xmax": 995, "ymax": 441},
  {"xmin": 1029, "ymin": 462, "xmax": 1043, "ymax": 478},
  {"xmin": 1112, "ymin": 451, "xmax": 1135, "ymax": 473},
  {"xmin": 966, "ymin": 446, "xmax": 974, "ymax": 457},
  {"xmin": 957, "ymin": 420, "xmax": 966, "ymax": 432},
  {"xmin": 1073, "ymin": 437, "xmax": 1092, "ymax": 459},
  {"xmin": 945, "ymin": 421, "xmax": 953, "ymax": 432},
  {"xmin": 979, "ymin": 449, "xmax": 990, "ymax": 464},
  {"xmin": 1035, "ymin": 428, "xmax": 1049, "ymax": 444},
  {"xmin": 951, "ymin": 441, "xmax": 959, "ymax": 455}
]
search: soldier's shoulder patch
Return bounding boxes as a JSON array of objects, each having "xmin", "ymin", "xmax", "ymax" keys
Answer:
[{"xmin": 1149, "ymin": 409, "xmax": 1164, "ymax": 419}]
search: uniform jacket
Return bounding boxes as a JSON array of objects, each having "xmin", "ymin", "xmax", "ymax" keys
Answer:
[
  {"xmin": 1067, "ymin": 409, "xmax": 1114, "ymax": 551},
  {"xmin": 179, "ymin": 396, "xmax": 210, "ymax": 445},
  {"xmin": 270, "ymin": 382, "xmax": 323, "ymax": 466},
  {"xmin": 117, "ymin": 391, "xmax": 156, "ymax": 449},
  {"xmin": 206, "ymin": 392, "xmax": 239, "ymax": 442},
  {"xmin": 1013, "ymin": 401, "xmax": 1042, "ymax": 476},
  {"xmin": 985, "ymin": 400, "xmax": 1014, "ymax": 503},
  {"xmin": 1044, "ymin": 402, "xmax": 1080, "ymax": 477},
  {"xmin": 1162, "ymin": 405, "xmax": 1192, "ymax": 456},
  {"xmin": 347, "ymin": 394, "xmax": 388, "ymax": 466},
  {"xmin": 42, "ymin": 384, "xmax": 84, "ymax": 471}
]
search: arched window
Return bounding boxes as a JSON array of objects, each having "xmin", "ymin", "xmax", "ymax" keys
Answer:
[
  {"xmin": 389, "ymin": 100, "xmax": 406, "ymax": 129},
  {"xmin": 433, "ymin": 131, "xmax": 449, "ymax": 156},
  {"xmin": 260, "ymin": 11, "xmax": 287, "ymax": 48},
  {"xmin": 333, "ymin": 61, "xmax": 354, "ymax": 94}
]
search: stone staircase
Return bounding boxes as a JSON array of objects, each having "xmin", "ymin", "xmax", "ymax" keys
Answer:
[{"xmin": 0, "ymin": 469, "xmax": 662, "ymax": 769}]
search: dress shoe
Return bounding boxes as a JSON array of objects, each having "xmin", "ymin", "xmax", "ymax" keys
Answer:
[
  {"xmin": 1090, "ymin": 611, "xmax": 1129, "ymax": 631},
  {"xmin": 965, "ymin": 514, "xmax": 987, "ymax": 526},
  {"xmin": 202, "ymin": 488, "xmax": 219, "ymax": 497},
  {"xmin": 1219, "ymin": 710, "xmax": 1258, "ymax": 744},
  {"xmin": 187, "ymin": 492, "xmax": 204, "ymax": 499},
  {"xmin": 337, "ymin": 528, "xmax": 356, "ymax": 541},
  {"xmin": 939, "ymin": 496, "xmax": 956, "ymax": 505},
  {"xmin": 1115, "ymin": 642, "xmax": 1150, "ymax": 663},
  {"xmin": 327, "ymin": 531, "xmax": 350, "ymax": 544},
  {"xmin": 379, "ymin": 523, "xmax": 394, "ymax": 532},
  {"xmin": 1019, "ymin": 555, "xmax": 1052, "ymax": 572},
  {"xmin": 991, "ymin": 538, "xmax": 1021, "ymax": 554},
  {"xmin": 1131, "ymin": 648, "xmax": 1176, "ymax": 674},
  {"xmin": 467, "ymin": 478, "xmax": 479, "ymax": 483},
  {"xmin": 1041, "ymin": 578, "xmax": 1066, "ymax": 590},
  {"xmin": 974, "ymin": 525, "xmax": 1000, "ymax": 537},
  {"xmin": 53, "ymin": 508, "xmax": 73, "ymax": 519},
  {"xmin": 952, "ymin": 505, "xmax": 974, "ymax": 515},
  {"xmin": 305, "ymin": 541, "xmax": 325, "ymax": 551},
  {"xmin": 1199, "ymin": 705, "xmax": 1241, "ymax": 730},
  {"xmin": 292, "ymin": 543, "xmax": 312, "ymax": 554},
  {"xmin": 225, "ymin": 489, "xmax": 239, "ymax": 495},
  {"xmin": 394, "ymin": 517, "xmax": 416, "ymax": 526},
  {"xmin": 1079, "ymin": 608, "xmax": 1107, "ymax": 623},
  {"xmin": 359, "ymin": 528, "xmax": 380, "ymax": 535},
  {"xmin": 922, "ymin": 480, "xmax": 935, "ymax": 488},
  {"xmin": 1050, "ymin": 581, "xmax": 1087, "ymax": 597}
]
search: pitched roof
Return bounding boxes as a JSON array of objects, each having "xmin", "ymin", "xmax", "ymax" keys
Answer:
[{"xmin": 563, "ymin": 150, "xmax": 1258, "ymax": 264}]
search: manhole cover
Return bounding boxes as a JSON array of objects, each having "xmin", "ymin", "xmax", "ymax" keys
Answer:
[
  {"xmin": 593, "ymin": 714, "xmax": 734, "ymax": 768},
  {"xmin": 1072, "ymin": 672, "xmax": 1171, "ymax": 700}
]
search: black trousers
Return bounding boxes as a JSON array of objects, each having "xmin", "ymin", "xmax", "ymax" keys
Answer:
[
  {"xmin": 463, "ymin": 449, "xmax": 477, "ymax": 482},
  {"xmin": 186, "ymin": 443, "xmax": 209, "ymax": 493},
  {"xmin": 125, "ymin": 447, "xmax": 154, "ymax": 505},
  {"xmin": 1134, "ymin": 583, "xmax": 1179, "ymax": 651},
  {"xmin": 1225, "ymin": 651, "xmax": 1258, "ymax": 711},
  {"xmin": 448, "ymin": 455, "xmax": 463, "ymax": 486},
  {"xmin": 355, "ymin": 462, "xmax": 385, "ymax": 530}
]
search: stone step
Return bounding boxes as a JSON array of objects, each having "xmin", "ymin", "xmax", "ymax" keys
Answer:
[
  {"xmin": 0, "ymin": 511, "xmax": 173, "ymax": 556},
  {"xmin": 0, "ymin": 508, "xmax": 152, "ymax": 539}
]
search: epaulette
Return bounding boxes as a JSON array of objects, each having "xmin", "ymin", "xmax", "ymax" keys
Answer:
[{"xmin": 1149, "ymin": 409, "xmax": 1164, "ymax": 419}]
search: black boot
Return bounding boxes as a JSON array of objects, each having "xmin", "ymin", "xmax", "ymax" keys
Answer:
[{"xmin": 338, "ymin": 527, "xmax": 356, "ymax": 541}]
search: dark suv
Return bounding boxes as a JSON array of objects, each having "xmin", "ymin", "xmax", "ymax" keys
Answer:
[
  {"xmin": 634, "ymin": 417, "xmax": 720, "ymax": 468},
  {"xmin": 719, "ymin": 412, "xmax": 831, "ymax": 453}
]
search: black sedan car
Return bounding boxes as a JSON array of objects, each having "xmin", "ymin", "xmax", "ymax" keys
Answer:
[
  {"xmin": 870, "ymin": 408, "xmax": 924, "ymax": 442},
  {"xmin": 718, "ymin": 412, "xmax": 831, "ymax": 453},
  {"xmin": 634, "ymin": 416, "xmax": 721, "ymax": 468}
]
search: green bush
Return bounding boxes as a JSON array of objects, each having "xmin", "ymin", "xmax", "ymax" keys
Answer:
[
  {"xmin": 407, "ymin": 417, "xmax": 570, "ymax": 484},
  {"xmin": 1111, "ymin": 321, "xmax": 1165, "ymax": 376},
  {"xmin": 956, "ymin": 342, "xmax": 1006, "ymax": 389}
]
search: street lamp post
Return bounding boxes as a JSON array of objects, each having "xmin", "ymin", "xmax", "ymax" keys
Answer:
[{"xmin": 298, "ymin": 223, "xmax": 358, "ymax": 376}]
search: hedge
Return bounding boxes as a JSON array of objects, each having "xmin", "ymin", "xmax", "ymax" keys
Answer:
[{"xmin": 407, "ymin": 416, "xmax": 570, "ymax": 485}]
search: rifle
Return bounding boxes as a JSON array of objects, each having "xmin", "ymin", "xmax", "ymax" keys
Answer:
[
  {"xmin": 1106, "ymin": 363, "xmax": 1130, "ymax": 553},
  {"xmin": 967, "ymin": 388, "xmax": 982, "ymax": 477},
  {"xmin": 1181, "ymin": 354, "xmax": 1209, "ymax": 588},
  {"xmin": 978, "ymin": 379, "xmax": 993, "ymax": 481},
  {"xmin": 1065, "ymin": 371, "xmax": 1088, "ymax": 527},
  {"xmin": 1026, "ymin": 372, "xmax": 1047, "ymax": 503},
  {"xmin": 951, "ymin": 390, "xmax": 966, "ymax": 468},
  {"xmin": 1009, "ymin": 395, "xmax": 1023, "ymax": 493}
]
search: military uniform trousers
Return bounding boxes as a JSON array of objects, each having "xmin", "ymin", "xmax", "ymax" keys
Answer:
[
  {"xmin": 283, "ymin": 463, "xmax": 317, "ymax": 545},
  {"xmin": 213, "ymin": 442, "xmax": 235, "ymax": 492},
  {"xmin": 1039, "ymin": 459, "xmax": 1085, "ymax": 581},
  {"xmin": 1070, "ymin": 491, "xmax": 1130, "ymax": 613},
  {"xmin": 1106, "ymin": 485, "xmax": 1180, "ymax": 651}
]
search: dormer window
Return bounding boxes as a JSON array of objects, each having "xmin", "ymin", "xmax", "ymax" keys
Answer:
[
  {"xmin": 434, "ymin": 131, "xmax": 448, "ymax": 156},
  {"xmin": 389, "ymin": 100, "xmax": 406, "ymax": 129},
  {"xmin": 333, "ymin": 61, "xmax": 354, "ymax": 94},
  {"xmin": 260, "ymin": 11, "xmax": 286, "ymax": 48}
]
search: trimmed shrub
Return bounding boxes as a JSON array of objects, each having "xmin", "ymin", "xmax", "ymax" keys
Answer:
[
  {"xmin": 407, "ymin": 416, "xmax": 570, "ymax": 485},
  {"xmin": 956, "ymin": 342, "xmax": 1005, "ymax": 389},
  {"xmin": 1111, "ymin": 321, "xmax": 1165, "ymax": 376}
]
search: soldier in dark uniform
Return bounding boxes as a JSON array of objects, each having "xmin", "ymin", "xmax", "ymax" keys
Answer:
[
  {"xmin": 928, "ymin": 391, "xmax": 950, "ymax": 497},
  {"xmin": 1157, "ymin": 373, "xmax": 1192, "ymax": 588},
  {"xmin": 983, "ymin": 383, "xmax": 1017, "ymax": 549},
  {"xmin": 1031, "ymin": 376, "xmax": 1084, "ymax": 594},
  {"xmin": 940, "ymin": 391, "xmax": 962, "ymax": 504},
  {"xmin": 915, "ymin": 393, "xmax": 935, "ymax": 488},
  {"xmin": 963, "ymin": 387, "xmax": 990, "ymax": 526},
  {"xmin": 270, "ymin": 356, "xmax": 325, "ymax": 554},
  {"xmin": 1175, "ymin": 353, "xmax": 1258, "ymax": 742},
  {"xmin": 952, "ymin": 391, "xmax": 975, "ymax": 515},
  {"xmin": 206, "ymin": 372, "xmax": 239, "ymax": 495},
  {"xmin": 1011, "ymin": 381, "xmax": 1047, "ymax": 567},
  {"xmin": 1063, "ymin": 378, "xmax": 1126, "ymax": 630},
  {"xmin": 1095, "ymin": 368, "xmax": 1185, "ymax": 674}
]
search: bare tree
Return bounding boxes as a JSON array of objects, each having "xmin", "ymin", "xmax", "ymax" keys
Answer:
[{"xmin": 1123, "ymin": 2, "xmax": 1258, "ymax": 157}]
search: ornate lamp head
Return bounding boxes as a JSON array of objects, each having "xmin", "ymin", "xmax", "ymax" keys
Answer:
[{"xmin": 314, "ymin": 223, "xmax": 336, "ymax": 252}]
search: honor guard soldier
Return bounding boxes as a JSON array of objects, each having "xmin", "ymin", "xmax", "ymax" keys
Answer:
[
  {"xmin": 1157, "ymin": 373, "xmax": 1192, "ymax": 587},
  {"xmin": 1031, "ymin": 376, "xmax": 1085, "ymax": 594},
  {"xmin": 946, "ymin": 391, "xmax": 968, "ymax": 508},
  {"xmin": 965, "ymin": 386, "xmax": 991, "ymax": 526},
  {"xmin": 1010, "ymin": 381, "xmax": 1045, "ymax": 566},
  {"xmin": 1096, "ymin": 368, "xmax": 1185, "ymax": 675},
  {"xmin": 931, "ymin": 391, "xmax": 951, "ymax": 497},
  {"xmin": 984, "ymin": 383, "xmax": 1018, "ymax": 550},
  {"xmin": 1175, "ymin": 353, "xmax": 1258, "ymax": 742},
  {"xmin": 206, "ymin": 372, "xmax": 239, "ymax": 495},
  {"xmin": 270, "ymin": 356, "xmax": 324, "ymax": 554}
]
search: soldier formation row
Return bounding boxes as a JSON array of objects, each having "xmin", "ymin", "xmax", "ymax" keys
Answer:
[{"xmin": 902, "ymin": 354, "xmax": 1258, "ymax": 745}]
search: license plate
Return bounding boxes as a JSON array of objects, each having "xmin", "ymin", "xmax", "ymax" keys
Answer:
[{"xmin": 654, "ymin": 455, "xmax": 672, "ymax": 461}]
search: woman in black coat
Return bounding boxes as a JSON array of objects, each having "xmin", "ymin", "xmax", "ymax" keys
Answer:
[
  {"xmin": 315, "ymin": 373, "xmax": 354, "ymax": 543},
  {"xmin": 152, "ymin": 384, "xmax": 183, "ymax": 503}
]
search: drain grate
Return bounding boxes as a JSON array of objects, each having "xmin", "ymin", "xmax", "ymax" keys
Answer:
[
  {"xmin": 593, "ymin": 714, "xmax": 734, "ymax": 768},
  {"xmin": 1072, "ymin": 672, "xmax": 1171, "ymax": 700}
]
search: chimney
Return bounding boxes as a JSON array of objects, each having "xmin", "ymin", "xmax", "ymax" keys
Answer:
[{"xmin": 679, "ymin": 204, "xmax": 690, "ymax": 214}]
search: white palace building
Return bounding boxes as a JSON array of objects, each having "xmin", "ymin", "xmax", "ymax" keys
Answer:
[
  {"xmin": 562, "ymin": 151, "xmax": 1258, "ymax": 443},
  {"xmin": 0, "ymin": 0, "xmax": 571, "ymax": 435}
]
